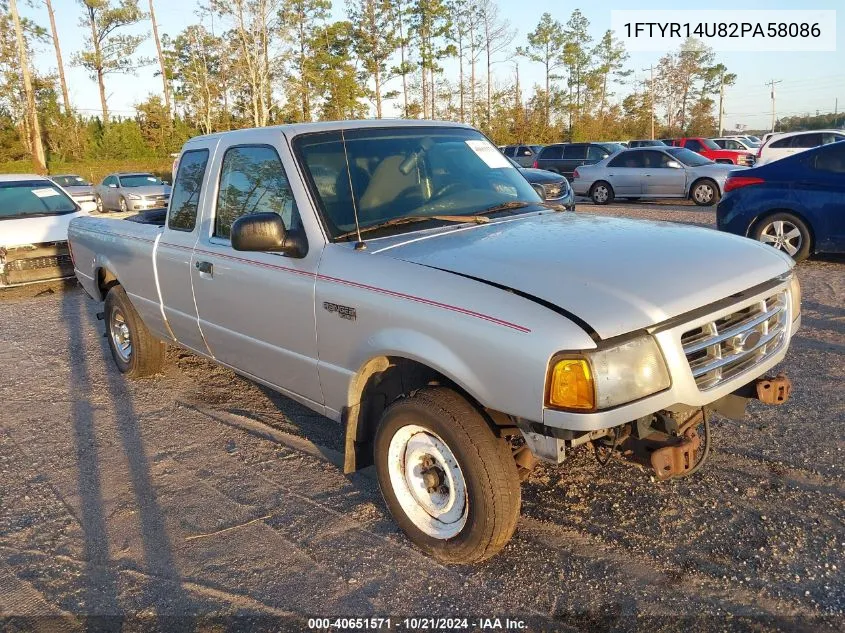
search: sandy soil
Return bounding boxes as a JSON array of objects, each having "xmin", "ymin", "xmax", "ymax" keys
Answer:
[{"xmin": 0, "ymin": 205, "xmax": 842, "ymax": 632}]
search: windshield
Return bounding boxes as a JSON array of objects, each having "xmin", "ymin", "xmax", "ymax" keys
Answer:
[
  {"xmin": 0, "ymin": 181, "xmax": 78, "ymax": 220},
  {"xmin": 601, "ymin": 143, "xmax": 626, "ymax": 155},
  {"xmin": 666, "ymin": 147, "xmax": 713, "ymax": 167},
  {"xmin": 52, "ymin": 175, "xmax": 91, "ymax": 187},
  {"xmin": 294, "ymin": 126, "xmax": 542, "ymax": 240},
  {"xmin": 119, "ymin": 174, "xmax": 164, "ymax": 187}
]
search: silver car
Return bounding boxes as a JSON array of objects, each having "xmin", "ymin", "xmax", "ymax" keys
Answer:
[
  {"xmin": 572, "ymin": 147, "xmax": 744, "ymax": 206},
  {"xmin": 95, "ymin": 172, "xmax": 171, "ymax": 213},
  {"xmin": 48, "ymin": 174, "xmax": 98, "ymax": 213}
]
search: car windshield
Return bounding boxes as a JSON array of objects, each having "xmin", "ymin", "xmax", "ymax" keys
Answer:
[
  {"xmin": 529, "ymin": 145, "xmax": 543, "ymax": 152},
  {"xmin": 667, "ymin": 147, "xmax": 713, "ymax": 166},
  {"xmin": 0, "ymin": 181, "xmax": 78, "ymax": 220},
  {"xmin": 119, "ymin": 174, "xmax": 163, "ymax": 187},
  {"xmin": 52, "ymin": 175, "xmax": 91, "ymax": 187},
  {"xmin": 294, "ymin": 126, "xmax": 542, "ymax": 240}
]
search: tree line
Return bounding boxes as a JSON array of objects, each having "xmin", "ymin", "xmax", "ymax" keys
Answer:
[{"xmin": 0, "ymin": 0, "xmax": 782, "ymax": 171}]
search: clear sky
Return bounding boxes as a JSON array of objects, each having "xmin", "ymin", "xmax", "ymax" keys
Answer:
[{"xmin": 21, "ymin": 0, "xmax": 845, "ymax": 131}]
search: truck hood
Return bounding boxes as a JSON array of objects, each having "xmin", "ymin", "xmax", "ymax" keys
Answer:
[
  {"xmin": 376, "ymin": 212, "xmax": 793, "ymax": 339},
  {"xmin": 0, "ymin": 211, "xmax": 86, "ymax": 249}
]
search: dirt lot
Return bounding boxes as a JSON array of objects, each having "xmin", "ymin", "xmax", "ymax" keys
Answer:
[{"xmin": 0, "ymin": 203, "xmax": 842, "ymax": 632}]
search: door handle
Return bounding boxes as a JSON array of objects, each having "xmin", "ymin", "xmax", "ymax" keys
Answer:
[{"xmin": 195, "ymin": 260, "xmax": 213, "ymax": 275}]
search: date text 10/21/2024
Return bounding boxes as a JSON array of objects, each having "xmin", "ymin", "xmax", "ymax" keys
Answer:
[{"xmin": 307, "ymin": 618, "xmax": 528, "ymax": 630}]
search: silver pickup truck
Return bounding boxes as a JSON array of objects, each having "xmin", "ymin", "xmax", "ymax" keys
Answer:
[{"xmin": 69, "ymin": 120, "xmax": 800, "ymax": 563}]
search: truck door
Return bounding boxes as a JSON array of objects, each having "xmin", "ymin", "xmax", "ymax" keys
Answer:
[
  {"xmin": 190, "ymin": 137, "xmax": 324, "ymax": 407},
  {"xmin": 156, "ymin": 146, "xmax": 214, "ymax": 354}
]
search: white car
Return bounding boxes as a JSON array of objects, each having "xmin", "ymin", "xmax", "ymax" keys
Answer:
[
  {"xmin": 756, "ymin": 129, "xmax": 845, "ymax": 166},
  {"xmin": 0, "ymin": 174, "xmax": 88, "ymax": 287},
  {"xmin": 712, "ymin": 137, "xmax": 759, "ymax": 151}
]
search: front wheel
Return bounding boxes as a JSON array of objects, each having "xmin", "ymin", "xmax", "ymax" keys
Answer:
[
  {"xmin": 691, "ymin": 179, "xmax": 720, "ymax": 206},
  {"xmin": 104, "ymin": 285, "xmax": 165, "ymax": 377},
  {"xmin": 752, "ymin": 212, "xmax": 811, "ymax": 261},
  {"xmin": 95, "ymin": 195, "xmax": 104, "ymax": 213},
  {"xmin": 590, "ymin": 181, "xmax": 614, "ymax": 205},
  {"xmin": 119, "ymin": 196, "xmax": 128, "ymax": 213},
  {"xmin": 374, "ymin": 388, "xmax": 521, "ymax": 564}
]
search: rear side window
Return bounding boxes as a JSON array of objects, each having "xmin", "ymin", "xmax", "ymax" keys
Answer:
[
  {"xmin": 563, "ymin": 145, "xmax": 587, "ymax": 159},
  {"xmin": 812, "ymin": 144, "xmax": 845, "ymax": 173},
  {"xmin": 214, "ymin": 144, "xmax": 301, "ymax": 240},
  {"xmin": 608, "ymin": 151, "xmax": 645, "ymax": 168},
  {"xmin": 539, "ymin": 145, "xmax": 562, "ymax": 160},
  {"xmin": 822, "ymin": 133, "xmax": 844, "ymax": 145},
  {"xmin": 168, "ymin": 149, "xmax": 209, "ymax": 232}
]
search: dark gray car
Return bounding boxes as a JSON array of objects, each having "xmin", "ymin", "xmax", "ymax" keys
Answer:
[
  {"xmin": 534, "ymin": 142, "xmax": 625, "ymax": 180},
  {"xmin": 95, "ymin": 172, "xmax": 171, "ymax": 213}
]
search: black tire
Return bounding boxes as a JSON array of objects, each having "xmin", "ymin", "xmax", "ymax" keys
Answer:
[
  {"xmin": 95, "ymin": 195, "xmax": 105, "ymax": 213},
  {"xmin": 374, "ymin": 387, "xmax": 521, "ymax": 564},
  {"xmin": 104, "ymin": 285, "xmax": 165, "ymax": 377},
  {"xmin": 751, "ymin": 212, "xmax": 812, "ymax": 261},
  {"xmin": 590, "ymin": 181, "xmax": 614, "ymax": 205},
  {"xmin": 690, "ymin": 179, "xmax": 720, "ymax": 206},
  {"xmin": 119, "ymin": 196, "xmax": 128, "ymax": 213}
]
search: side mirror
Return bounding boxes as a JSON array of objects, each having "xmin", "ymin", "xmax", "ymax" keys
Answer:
[
  {"xmin": 666, "ymin": 160, "xmax": 682, "ymax": 169},
  {"xmin": 108, "ymin": 183, "xmax": 117, "ymax": 188},
  {"xmin": 230, "ymin": 212, "xmax": 304, "ymax": 257}
]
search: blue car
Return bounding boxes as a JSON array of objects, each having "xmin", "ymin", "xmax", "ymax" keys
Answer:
[{"xmin": 717, "ymin": 141, "xmax": 845, "ymax": 260}]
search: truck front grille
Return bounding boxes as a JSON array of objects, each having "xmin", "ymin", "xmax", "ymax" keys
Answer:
[{"xmin": 681, "ymin": 291, "xmax": 788, "ymax": 390}]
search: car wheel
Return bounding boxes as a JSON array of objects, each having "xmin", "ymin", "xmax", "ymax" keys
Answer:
[
  {"xmin": 104, "ymin": 285, "xmax": 165, "ymax": 377},
  {"xmin": 374, "ymin": 387, "xmax": 521, "ymax": 564},
  {"xmin": 119, "ymin": 196, "xmax": 128, "ymax": 213},
  {"xmin": 691, "ymin": 179, "xmax": 720, "ymax": 206},
  {"xmin": 95, "ymin": 195, "xmax": 104, "ymax": 213},
  {"xmin": 752, "ymin": 212, "xmax": 812, "ymax": 261},
  {"xmin": 590, "ymin": 181, "xmax": 614, "ymax": 205}
]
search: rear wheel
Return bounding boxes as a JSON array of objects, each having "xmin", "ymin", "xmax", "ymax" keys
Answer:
[
  {"xmin": 691, "ymin": 179, "xmax": 720, "ymax": 206},
  {"xmin": 104, "ymin": 285, "xmax": 165, "ymax": 377},
  {"xmin": 752, "ymin": 212, "xmax": 811, "ymax": 261},
  {"xmin": 590, "ymin": 181, "xmax": 614, "ymax": 205},
  {"xmin": 374, "ymin": 387, "xmax": 521, "ymax": 564}
]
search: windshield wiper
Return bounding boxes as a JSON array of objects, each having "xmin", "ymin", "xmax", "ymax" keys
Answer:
[
  {"xmin": 472, "ymin": 200, "xmax": 535, "ymax": 217},
  {"xmin": 336, "ymin": 215, "xmax": 489, "ymax": 241}
]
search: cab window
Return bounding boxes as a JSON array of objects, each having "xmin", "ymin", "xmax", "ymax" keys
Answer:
[
  {"xmin": 214, "ymin": 145, "xmax": 302, "ymax": 240},
  {"xmin": 168, "ymin": 149, "xmax": 209, "ymax": 232}
]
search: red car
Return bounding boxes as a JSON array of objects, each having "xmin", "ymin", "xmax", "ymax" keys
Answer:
[{"xmin": 669, "ymin": 138, "xmax": 755, "ymax": 166}]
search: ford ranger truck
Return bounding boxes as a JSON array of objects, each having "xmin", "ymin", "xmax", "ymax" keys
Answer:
[
  {"xmin": 671, "ymin": 137, "xmax": 755, "ymax": 166},
  {"xmin": 68, "ymin": 121, "xmax": 799, "ymax": 564}
]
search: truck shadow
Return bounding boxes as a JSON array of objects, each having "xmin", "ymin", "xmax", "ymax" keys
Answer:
[{"xmin": 61, "ymin": 289, "xmax": 195, "ymax": 632}]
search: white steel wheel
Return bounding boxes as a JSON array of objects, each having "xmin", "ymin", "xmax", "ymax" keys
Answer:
[
  {"xmin": 109, "ymin": 306, "xmax": 133, "ymax": 363},
  {"xmin": 386, "ymin": 424, "xmax": 468, "ymax": 539},
  {"xmin": 373, "ymin": 387, "xmax": 521, "ymax": 563}
]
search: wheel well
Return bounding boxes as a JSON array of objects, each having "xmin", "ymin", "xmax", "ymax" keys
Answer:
[
  {"xmin": 342, "ymin": 356, "xmax": 504, "ymax": 473},
  {"xmin": 97, "ymin": 268, "xmax": 120, "ymax": 300},
  {"xmin": 748, "ymin": 209, "xmax": 815, "ymax": 250}
]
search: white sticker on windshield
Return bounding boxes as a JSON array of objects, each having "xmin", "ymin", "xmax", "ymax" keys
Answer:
[
  {"xmin": 32, "ymin": 187, "xmax": 60, "ymax": 198},
  {"xmin": 465, "ymin": 140, "xmax": 512, "ymax": 168}
]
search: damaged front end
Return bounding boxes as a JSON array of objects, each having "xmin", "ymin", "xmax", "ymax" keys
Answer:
[
  {"xmin": 0, "ymin": 242, "xmax": 74, "ymax": 287},
  {"xmin": 518, "ymin": 373, "xmax": 793, "ymax": 481}
]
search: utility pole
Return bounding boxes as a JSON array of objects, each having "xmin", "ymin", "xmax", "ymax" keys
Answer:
[
  {"xmin": 148, "ymin": 0, "xmax": 172, "ymax": 118},
  {"xmin": 766, "ymin": 78, "xmax": 782, "ymax": 133},
  {"xmin": 718, "ymin": 70, "xmax": 725, "ymax": 137},
  {"xmin": 44, "ymin": 0, "xmax": 71, "ymax": 115},
  {"xmin": 643, "ymin": 65, "xmax": 655, "ymax": 140},
  {"xmin": 9, "ymin": 0, "xmax": 47, "ymax": 172}
]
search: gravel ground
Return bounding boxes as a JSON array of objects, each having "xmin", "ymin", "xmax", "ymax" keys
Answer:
[{"xmin": 0, "ymin": 203, "xmax": 842, "ymax": 633}]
